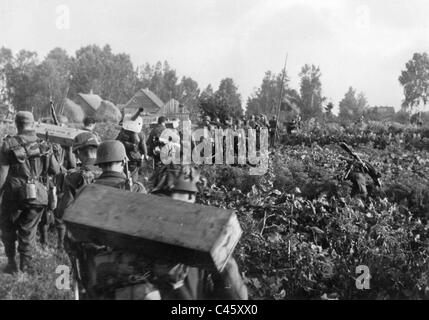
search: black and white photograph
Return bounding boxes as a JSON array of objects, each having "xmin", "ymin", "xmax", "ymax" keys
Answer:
[{"xmin": 0, "ymin": 0, "xmax": 428, "ymax": 306}]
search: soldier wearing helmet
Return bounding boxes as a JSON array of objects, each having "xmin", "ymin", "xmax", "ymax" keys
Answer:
[
  {"xmin": 0, "ymin": 111, "xmax": 60, "ymax": 273},
  {"xmin": 55, "ymin": 132, "xmax": 102, "ymax": 250},
  {"xmin": 63, "ymin": 140, "xmax": 150, "ymax": 299},
  {"xmin": 150, "ymin": 164, "xmax": 248, "ymax": 300}
]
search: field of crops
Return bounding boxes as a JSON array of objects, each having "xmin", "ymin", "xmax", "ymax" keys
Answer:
[{"xmin": 0, "ymin": 122, "xmax": 428, "ymax": 300}]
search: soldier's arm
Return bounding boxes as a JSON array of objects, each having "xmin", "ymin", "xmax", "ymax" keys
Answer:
[
  {"xmin": 48, "ymin": 151, "xmax": 61, "ymax": 175},
  {"xmin": 212, "ymin": 258, "xmax": 248, "ymax": 300},
  {"xmin": 0, "ymin": 142, "xmax": 10, "ymax": 192}
]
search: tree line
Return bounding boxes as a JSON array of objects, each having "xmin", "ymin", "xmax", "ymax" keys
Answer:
[{"xmin": 0, "ymin": 44, "xmax": 427, "ymax": 122}]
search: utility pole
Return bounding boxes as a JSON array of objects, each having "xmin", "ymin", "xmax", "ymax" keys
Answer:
[{"xmin": 275, "ymin": 53, "xmax": 288, "ymax": 142}]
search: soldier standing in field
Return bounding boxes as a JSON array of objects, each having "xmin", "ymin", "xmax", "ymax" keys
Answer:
[
  {"xmin": 0, "ymin": 111, "xmax": 60, "ymax": 273},
  {"xmin": 269, "ymin": 115, "xmax": 278, "ymax": 148},
  {"xmin": 116, "ymin": 108, "xmax": 148, "ymax": 183},
  {"xmin": 147, "ymin": 116, "xmax": 167, "ymax": 169},
  {"xmin": 55, "ymin": 132, "xmax": 102, "ymax": 251}
]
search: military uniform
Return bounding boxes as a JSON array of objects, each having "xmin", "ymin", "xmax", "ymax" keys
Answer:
[
  {"xmin": 55, "ymin": 160, "xmax": 102, "ymax": 249},
  {"xmin": 116, "ymin": 129, "xmax": 147, "ymax": 182},
  {"xmin": 147, "ymin": 122, "xmax": 167, "ymax": 168},
  {"xmin": 150, "ymin": 165, "xmax": 248, "ymax": 300},
  {"xmin": 0, "ymin": 112, "xmax": 60, "ymax": 272}
]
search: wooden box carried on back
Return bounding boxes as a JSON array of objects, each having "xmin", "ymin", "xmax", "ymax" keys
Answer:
[
  {"xmin": 34, "ymin": 123, "xmax": 87, "ymax": 147},
  {"xmin": 63, "ymin": 184, "xmax": 242, "ymax": 272}
]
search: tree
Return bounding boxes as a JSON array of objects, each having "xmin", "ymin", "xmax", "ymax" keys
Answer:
[
  {"xmin": 399, "ymin": 52, "xmax": 429, "ymax": 112},
  {"xmin": 299, "ymin": 64, "xmax": 325, "ymax": 119},
  {"xmin": 198, "ymin": 95, "xmax": 232, "ymax": 122},
  {"xmin": 0, "ymin": 49, "xmax": 40, "ymax": 113},
  {"xmin": 35, "ymin": 47, "xmax": 73, "ymax": 118},
  {"xmin": 136, "ymin": 61, "xmax": 200, "ymax": 108},
  {"xmin": 338, "ymin": 87, "xmax": 368, "ymax": 121},
  {"xmin": 246, "ymin": 70, "xmax": 300, "ymax": 119},
  {"xmin": 0, "ymin": 47, "xmax": 13, "ymax": 104},
  {"xmin": 214, "ymin": 78, "xmax": 243, "ymax": 118},
  {"xmin": 71, "ymin": 44, "xmax": 136, "ymax": 104},
  {"xmin": 175, "ymin": 76, "xmax": 200, "ymax": 112}
]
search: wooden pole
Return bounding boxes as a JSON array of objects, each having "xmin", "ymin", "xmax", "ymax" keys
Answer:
[{"xmin": 275, "ymin": 54, "xmax": 288, "ymax": 142}]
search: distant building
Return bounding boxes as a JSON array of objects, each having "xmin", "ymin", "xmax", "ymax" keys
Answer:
[
  {"xmin": 159, "ymin": 99, "xmax": 190, "ymax": 121},
  {"xmin": 123, "ymin": 88, "xmax": 164, "ymax": 115},
  {"xmin": 76, "ymin": 92, "xmax": 103, "ymax": 117},
  {"xmin": 364, "ymin": 106, "xmax": 395, "ymax": 121}
]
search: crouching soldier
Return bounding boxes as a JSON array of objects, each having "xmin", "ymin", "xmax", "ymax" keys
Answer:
[
  {"xmin": 0, "ymin": 111, "xmax": 60, "ymax": 273},
  {"xmin": 55, "ymin": 132, "xmax": 102, "ymax": 251},
  {"xmin": 150, "ymin": 164, "xmax": 248, "ymax": 300},
  {"xmin": 340, "ymin": 142, "xmax": 382, "ymax": 198}
]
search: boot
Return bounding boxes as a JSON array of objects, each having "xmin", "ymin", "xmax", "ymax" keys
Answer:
[
  {"xmin": 19, "ymin": 255, "xmax": 33, "ymax": 274},
  {"xmin": 3, "ymin": 257, "xmax": 18, "ymax": 274}
]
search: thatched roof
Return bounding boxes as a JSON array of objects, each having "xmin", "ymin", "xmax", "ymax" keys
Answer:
[
  {"xmin": 62, "ymin": 98, "xmax": 85, "ymax": 123},
  {"xmin": 96, "ymin": 100, "xmax": 121, "ymax": 123},
  {"xmin": 78, "ymin": 93, "xmax": 103, "ymax": 111}
]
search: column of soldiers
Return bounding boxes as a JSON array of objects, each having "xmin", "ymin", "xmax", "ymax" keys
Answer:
[
  {"xmin": 0, "ymin": 110, "xmax": 248, "ymax": 300},
  {"xmin": 0, "ymin": 109, "xmax": 380, "ymax": 299}
]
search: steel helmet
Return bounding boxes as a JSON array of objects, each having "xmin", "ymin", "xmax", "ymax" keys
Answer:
[
  {"xmin": 151, "ymin": 164, "xmax": 205, "ymax": 194},
  {"xmin": 95, "ymin": 140, "xmax": 128, "ymax": 165},
  {"xmin": 73, "ymin": 132, "xmax": 100, "ymax": 152}
]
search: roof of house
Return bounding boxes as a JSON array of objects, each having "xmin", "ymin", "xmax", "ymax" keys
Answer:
[
  {"xmin": 78, "ymin": 93, "xmax": 103, "ymax": 111},
  {"xmin": 161, "ymin": 99, "xmax": 190, "ymax": 115},
  {"xmin": 124, "ymin": 89, "xmax": 164, "ymax": 114}
]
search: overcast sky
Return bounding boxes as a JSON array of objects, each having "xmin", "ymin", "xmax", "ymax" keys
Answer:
[{"xmin": 1, "ymin": 0, "xmax": 429, "ymax": 111}]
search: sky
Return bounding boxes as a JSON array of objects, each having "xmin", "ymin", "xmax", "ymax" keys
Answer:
[{"xmin": 1, "ymin": 0, "xmax": 429, "ymax": 112}]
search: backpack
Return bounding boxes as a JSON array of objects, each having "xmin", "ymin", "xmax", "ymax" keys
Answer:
[
  {"xmin": 56, "ymin": 166, "xmax": 102, "ymax": 219},
  {"xmin": 6, "ymin": 135, "xmax": 50, "ymax": 207}
]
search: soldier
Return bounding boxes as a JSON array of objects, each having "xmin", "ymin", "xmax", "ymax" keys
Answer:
[
  {"xmin": 147, "ymin": 116, "xmax": 167, "ymax": 168},
  {"xmin": 82, "ymin": 116, "xmax": 97, "ymax": 132},
  {"xmin": 150, "ymin": 164, "xmax": 248, "ymax": 300},
  {"xmin": 340, "ymin": 143, "xmax": 382, "ymax": 198},
  {"xmin": 116, "ymin": 108, "xmax": 148, "ymax": 183},
  {"xmin": 64, "ymin": 140, "xmax": 149, "ymax": 299},
  {"xmin": 0, "ymin": 111, "xmax": 60, "ymax": 273},
  {"xmin": 269, "ymin": 115, "xmax": 277, "ymax": 148},
  {"xmin": 55, "ymin": 132, "xmax": 102, "ymax": 251}
]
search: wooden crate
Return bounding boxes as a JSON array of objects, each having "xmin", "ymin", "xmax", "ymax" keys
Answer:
[
  {"xmin": 34, "ymin": 123, "xmax": 87, "ymax": 147},
  {"xmin": 63, "ymin": 184, "xmax": 242, "ymax": 272}
]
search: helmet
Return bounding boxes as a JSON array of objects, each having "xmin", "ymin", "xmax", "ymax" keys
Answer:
[
  {"xmin": 73, "ymin": 132, "xmax": 100, "ymax": 152},
  {"xmin": 15, "ymin": 111, "xmax": 34, "ymax": 125},
  {"xmin": 203, "ymin": 115, "xmax": 211, "ymax": 121},
  {"xmin": 95, "ymin": 140, "xmax": 128, "ymax": 165},
  {"xmin": 151, "ymin": 165, "xmax": 205, "ymax": 194}
]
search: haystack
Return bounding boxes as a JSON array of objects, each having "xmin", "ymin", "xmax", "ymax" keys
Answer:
[
  {"xmin": 96, "ymin": 100, "xmax": 122, "ymax": 123},
  {"xmin": 62, "ymin": 99, "xmax": 84, "ymax": 123}
]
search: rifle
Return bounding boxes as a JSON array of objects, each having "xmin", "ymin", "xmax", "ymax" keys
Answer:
[
  {"xmin": 124, "ymin": 160, "xmax": 133, "ymax": 191},
  {"xmin": 50, "ymin": 96, "xmax": 59, "ymax": 126},
  {"xmin": 339, "ymin": 142, "xmax": 381, "ymax": 187}
]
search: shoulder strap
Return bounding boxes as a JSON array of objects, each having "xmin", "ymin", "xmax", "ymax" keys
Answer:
[{"xmin": 14, "ymin": 135, "xmax": 37, "ymax": 179}]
